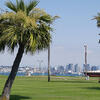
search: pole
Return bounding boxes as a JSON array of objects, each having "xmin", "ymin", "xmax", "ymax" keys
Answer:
[
  {"xmin": 48, "ymin": 44, "xmax": 50, "ymax": 82},
  {"xmin": 84, "ymin": 45, "xmax": 87, "ymax": 66},
  {"xmin": 84, "ymin": 45, "xmax": 87, "ymax": 73},
  {"xmin": 84, "ymin": 45, "xmax": 89, "ymax": 80}
]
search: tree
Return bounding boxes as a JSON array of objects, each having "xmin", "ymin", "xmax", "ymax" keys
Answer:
[
  {"xmin": 94, "ymin": 13, "xmax": 100, "ymax": 83},
  {"xmin": 48, "ymin": 44, "xmax": 50, "ymax": 82},
  {"xmin": 94, "ymin": 13, "xmax": 100, "ymax": 43},
  {"xmin": 0, "ymin": 0, "xmax": 57, "ymax": 100}
]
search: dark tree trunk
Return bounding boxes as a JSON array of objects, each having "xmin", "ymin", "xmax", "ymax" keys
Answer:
[
  {"xmin": 0, "ymin": 44, "xmax": 24, "ymax": 100},
  {"xmin": 48, "ymin": 45, "xmax": 50, "ymax": 82}
]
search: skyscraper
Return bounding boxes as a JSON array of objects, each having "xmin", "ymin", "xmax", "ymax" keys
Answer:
[{"xmin": 74, "ymin": 64, "xmax": 79, "ymax": 73}]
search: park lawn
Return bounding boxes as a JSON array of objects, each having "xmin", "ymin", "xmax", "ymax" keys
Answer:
[{"xmin": 0, "ymin": 76, "xmax": 100, "ymax": 100}]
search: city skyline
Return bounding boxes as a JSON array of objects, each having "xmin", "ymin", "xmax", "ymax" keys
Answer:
[{"xmin": 0, "ymin": 0, "xmax": 100, "ymax": 67}]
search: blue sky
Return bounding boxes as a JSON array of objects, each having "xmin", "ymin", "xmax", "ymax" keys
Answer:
[{"xmin": 0, "ymin": 0, "xmax": 100, "ymax": 67}]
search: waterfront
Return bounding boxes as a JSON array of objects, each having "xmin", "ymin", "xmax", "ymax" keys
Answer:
[
  {"xmin": 0, "ymin": 65, "xmax": 82, "ymax": 77},
  {"xmin": 0, "ymin": 72, "xmax": 82, "ymax": 76}
]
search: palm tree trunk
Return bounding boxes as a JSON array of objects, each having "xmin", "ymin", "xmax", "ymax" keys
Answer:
[
  {"xmin": 48, "ymin": 45, "xmax": 50, "ymax": 82},
  {"xmin": 0, "ymin": 44, "xmax": 24, "ymax": 100}
]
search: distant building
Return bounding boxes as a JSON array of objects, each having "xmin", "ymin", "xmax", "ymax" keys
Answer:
[
  {"xmin": 74, "ymin": 64, "xmax": 79, "ymax": 73},
  {"xmin": 57, "ymin": 66, "xmax": 64, "ymax": 74},
  {"xmin": 51, "ymin": 67, "xmax": 56, "ymax": 72},
  {"xmin": 91, "ymin": 66, "xmax": 99, "ymax": 71},
  {"xmin": 68, "ymin": 64, "xmax": 73, "ymax": 70},
  {"xmin": 83, "ymin": 64, "xmax": 91, "ymax": 72},
  {"xmin": 65, "ymin": 65, "xmax": 69, "ymax": 73},
  {"xmin": 65, "ymin": 64, "xmax": 73, "ymax": 73}
]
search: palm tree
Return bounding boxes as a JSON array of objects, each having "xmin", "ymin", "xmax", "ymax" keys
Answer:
[
  {"xmin": 94, "ymin": 13, "xmax": 100, "ymax": 27},
  {"xmin": 94, "ymin": 13, "xmax": 100, "ymax": 83},
  {"xmin": 0, "ymin": 0, "xmax": 57, "ymax": 100},
  {"xmin": 48, "ymin": 44, "xmax": 50, "ymax": 82},
  {"xmin": 94, "ymin": 13, "xmax": 100, "ymax": 42}
]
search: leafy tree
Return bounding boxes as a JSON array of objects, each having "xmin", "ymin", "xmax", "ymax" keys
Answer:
[
  {"xmin": 94, "ymin": 13, "xmax": 100, "ymax": 43},
  {"xmin": 0, "ymin": 0, "xmax": 57, "ymax": 100}
]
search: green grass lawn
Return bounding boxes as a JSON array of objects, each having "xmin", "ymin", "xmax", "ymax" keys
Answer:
[{"xmin": 0, "ymin": 76, "xmax": 100, "ymax": 100}]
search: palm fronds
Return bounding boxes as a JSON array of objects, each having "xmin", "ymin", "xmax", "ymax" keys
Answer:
[
  {"xmin": 6, "ymin": 0, "xmax": 17, "ymax": 12},
  {"xmin": 0, "ymin": 0, "xmax": 58, "ymax": 53},
  {"xmin": 26, "ymin": 0, "xmax": 39, "ymax": 15},
  {"xmin": 94, "ymin": 13, "xmax": 100, "ymax": 27}
]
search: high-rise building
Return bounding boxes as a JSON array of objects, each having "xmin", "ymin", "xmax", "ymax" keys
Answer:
[
  {"xmin": 74, "ymin": 64, "xmax": 79, "ymax": 73},
  {"xmin": 57, "ymin": 66, "xmax": 64, "ymax": 73},
  {"xmin": 68, "ymin": 64, "xmax": 73, "ymax": 71},
  {"xmin": 91, "ymin": 66, "xmax": 99, "ymax": 71},
  {"xmin": 83, "ymin": 64, "xmax": 91, "ymax": 72},
  {"xmin": 65, "ymin": 64, "xmax": 73, "ymax": 73}
]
